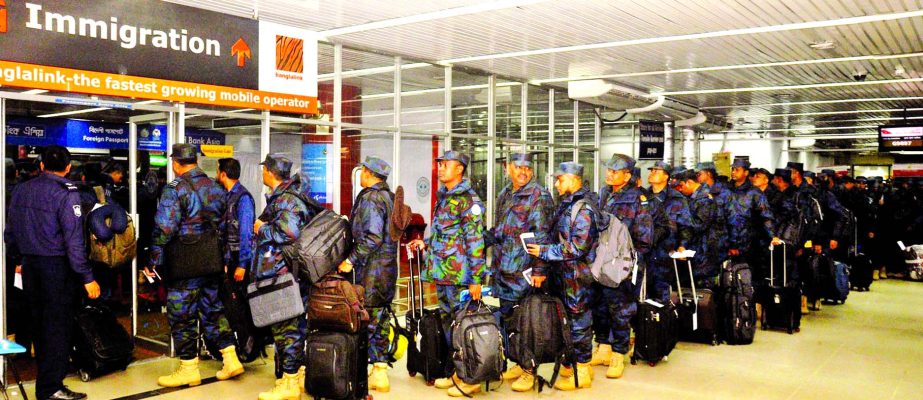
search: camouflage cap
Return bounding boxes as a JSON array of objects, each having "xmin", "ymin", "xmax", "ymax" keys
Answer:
[
  {"xmin": 774, "ymin": 168, "xmax": 791, "ymax": 181},
  {"xmin": 361, "ymin": 156, "xmax": 392, "ymax": 178},
  {"xmin": 647, "ymin": 160, "xmax": 673, "ymax": 174},
  {"xmin": 260, "ymin": 153, "xmax": 293, "ymax": 178},
  {"xmin": 731, "ymin": 157, "xmax": 751, "ymax": 169},
  {"xmin": 436, "ymin": 150, "xmax": 470, "ymax": 168},
  {"xmin": 509, "ymin": 153, "xmax": 533, "ymax": 167},
  {"xmin": 553, "ymin": 161, "xmax": 584, "ymax": 178},
  {"xmin": 604, "ymin": 154, "xmax": 636, "ymax": 171},
  {"xmin": 785, "ymin": 162, "xmax": 805, "ymax": 172},
  {"xmin": 695, "ymin": 161, "xmax": 716, "ymax": 172},
  {"xmin": 169, "ymin": 144, "xmax": 197, "ymax": 161}
]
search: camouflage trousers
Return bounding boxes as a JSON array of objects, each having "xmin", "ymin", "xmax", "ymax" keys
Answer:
[
  {"xmin": 436, "ymin": 285, "xmax": 466, "ymax": 345},
  {"xmin": 166, "ymin": 277, "xmax": 235, "ymax": 360},
  {"xmin": 367, "ymin": 307, "xmax": 392, "ymax": 363},
  {"xmin": 271, "ymin": 279, "xmax": 309, "ymax": 374},
  {"xmin": 569, "ymin": 310, "xmax": 593, "ymax": 364},
  {"xmin": 591, "ymin": 281, "xmax": 637, "ymax": 355}
]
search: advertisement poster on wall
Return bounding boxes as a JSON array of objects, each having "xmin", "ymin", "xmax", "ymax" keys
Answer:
[{"xmin": 302, "ymin": 143, "xmax": 333, "ymax": 205}]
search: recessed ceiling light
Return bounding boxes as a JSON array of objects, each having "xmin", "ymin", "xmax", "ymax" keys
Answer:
[{"xmin": 809, "ymin": 40, "xmax": 836, "ymax": 50}]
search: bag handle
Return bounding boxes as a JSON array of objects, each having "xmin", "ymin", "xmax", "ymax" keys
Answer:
[{"xmin": 93, "ymin": 186, "xmax": 107, "ymax": 205}]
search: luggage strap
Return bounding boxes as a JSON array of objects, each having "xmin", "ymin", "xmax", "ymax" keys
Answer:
[{"xmin": 246, "ymin": 275, "xmax": 295, "ymax": 299}]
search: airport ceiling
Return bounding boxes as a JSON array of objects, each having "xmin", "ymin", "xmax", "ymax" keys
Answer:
[{"xmin": 33, "ymin": 1, "xmax": 923, "ymax": 151}]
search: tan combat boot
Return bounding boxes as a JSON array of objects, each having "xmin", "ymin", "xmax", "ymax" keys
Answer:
[
  {"xmin": 554, "ymin": 363, "xmax": 592, "ymax": 390},
  {"xmin": 157, "ymin": 358, "xmax": 202, "ymax": 387},
  {"xmin": 606, "ymin": 353, "xmax": 625, "ymax": 379},
  {"xmin": 216, "ymin": 346, "xmax": 245, "ymax": 380},
  {"xmin": 258, "ymin": 372, "xmax": 299, "ymax": 400},
  {"xmin": 501, "ymin": 364, "xmax": 524, "ymax": 380},
  {"xmin": 447, "ymin": 379, "xmax": 482, "ymax": 397},
  {"xmin": 589, "ymin": 344, "xmax": 612, "ymax": 366},
  {"xmin": 511, "ymin": 369, "xmax": 535, "ymax": 392},
  {"xmin": 368, "ymin": 363, "xmax": 390, "ymax": 393},
  {"xmin": 297, "ymin": 365, "xmax": 305, "ymax": 393},
  {"xmin": 435, "ymin": 373, "xmax": 459, "ymax": 389}
]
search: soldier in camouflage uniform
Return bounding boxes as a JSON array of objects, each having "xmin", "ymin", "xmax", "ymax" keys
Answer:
[
  {"xmin": 145, "ymin": 144, "xmax": 244, "ymax": 388},
  {"xmin": 770, "ymin": 169, "xmax": 800, "ymax": 286},
  {"xmin": 673, "ymin": 169, "xmax": 720, "ymax": 287},
  {"xmin": 646, "ymin": 161, "xmax": 695, "ymax": 302},
  {"xmin": 489, "ymin": 153, "xmax": 555, "ymax": 391},
  {"xmin": 696, "ymin": 162, "xmax": 732, "ymax": 263},
  {"xmin": 527, "ymin": 162, "xmax": 598, "ymax": 391},
  {"xmin": 339, "ymin": 157, "xmax": 398, "ymax": 393},
  {"xmin": 408, "ymin": 151, "xmax": 487, "ymax": 398},
  {"xmin": 589, "ymin": 154, "xmax": 652, "ymax": 380},
  {"xmin": 728, "ymin": 158, "xmax": 778, "ymax": 291},
  {"xmin": 252, "ymin": 154, "xmax": 318, "ymax": 400}
]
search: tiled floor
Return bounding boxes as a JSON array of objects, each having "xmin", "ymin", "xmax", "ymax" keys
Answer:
[{"xmin": 10, "ymin": 279, "xmax": 923, "ymax": 400}]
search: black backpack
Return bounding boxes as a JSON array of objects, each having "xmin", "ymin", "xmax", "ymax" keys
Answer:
[
  {"xmin": 451, "ymin": 301, "xmax": 504, "ymax": 393},
  {"xmin": 507, "ymin": 291, "xmax": 574, "ymax": 391},
  {"xmin": 280, "ymin": 190, "xmax": 352, "ymax": 284}
]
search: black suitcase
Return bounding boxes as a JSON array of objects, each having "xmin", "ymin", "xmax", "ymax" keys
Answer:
[
  {"xmin": 631, "ymin": 269, "xmax": 678, "ymax": 367},
  {"xmin": 672, "ymin": 259, "xmax": 718, "ymax": 345},
  {"xmin": 218, "ymin": 275, "xmax": 268, "ymax": 363},
  {"xmin": 72, "ymin": 303, "xmax": 134, "ymax": 382},
  {"xmin": 719, "ymin": 262, "xmax": 756, "ymax": 345},
  {"xmin": 848, "ymin": 253, "xmax": 874, "ymax": 291},
  {"xmin": 405, "ymin": 249, "xmax": 452, "ymax": 384},
  {"xmin": 761, "ymin": 245, "xmax": 801, "ymax": 334},
  {"xmin": 305, "ymin": 326, "xmax": 369, "ymax": 400}
]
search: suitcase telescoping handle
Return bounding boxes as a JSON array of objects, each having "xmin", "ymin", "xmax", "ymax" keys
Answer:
[
  {"xmin": 770, "ymin": 242, "xmax": 787, "ymax": 287},
  {"xmin": 673, "ymin": 258, "xmax": 698, "ymax": 331}
]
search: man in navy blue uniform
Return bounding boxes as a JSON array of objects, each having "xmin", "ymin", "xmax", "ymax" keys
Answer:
[{"xmin": 5, "ymin": 146, "xmax": 100, "ymax": 400}]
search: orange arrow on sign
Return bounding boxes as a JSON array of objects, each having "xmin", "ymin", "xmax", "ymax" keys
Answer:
[{"xmin": 231, "ymin": 37, "xmax": 251, "ymax": 68}]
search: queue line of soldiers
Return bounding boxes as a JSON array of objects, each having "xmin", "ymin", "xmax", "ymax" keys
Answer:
[
  {"xmin": 134, "ymin": 148, "xmax": 905, "ymax": 398},
  {"xmin": 7, "ymin": 142, "xmax": 912, "ymax": 400}
]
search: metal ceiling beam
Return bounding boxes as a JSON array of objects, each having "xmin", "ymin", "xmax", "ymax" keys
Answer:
[
  {"xmin": 532, "ymin": 52, "xmax": 923, "ymax": 84},
  {"xmin": 656, "ymin": 77, "xmax": 923, "ymax": 97},
  {"xmin": 440, "ymin": 9, "xmax": 923, "ymax": 64},
  {"xmin": 318, "ymin": 0, "xmax": 551, "ymax": 38},
  {"xmin": 701, "ymin": 96, "xmax": 923, "ymax": 110}
]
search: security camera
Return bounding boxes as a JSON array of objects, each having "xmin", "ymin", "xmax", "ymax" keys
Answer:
[{"xmin": 852, "ymin": 69, "xmax": 868, "ymax": 82}]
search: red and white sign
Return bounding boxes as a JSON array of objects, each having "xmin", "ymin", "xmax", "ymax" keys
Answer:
[{"xmin": 892, "ymin": 163, "xmax": 923, "ymax": 178}]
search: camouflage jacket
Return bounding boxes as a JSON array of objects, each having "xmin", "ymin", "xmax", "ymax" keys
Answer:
[
  {"xmin": 728, "ymin": 180, "xmax": 775, "ymax": 255},
  {"xmin": 150, "ymin": 168, "xmax": 226, "ymax": 267},
  {"xmin": 348, "ymin": 182, "xmax": 398, "ymax": 306},
  {"xmin": 705, "ymin": 181, "xmax": 733, "ymax": 260},
  {"xmin": 540, "ymin": 187, "xmax": 598, "ymax": 285},
  {"xmin": 648, "ymin": 187, "xmax": 695, "ymax": 261},
  {"xmin": 489, "ymin": 180, "xmax": 555, "ymax": 300},
  {"xmin": 253, "ymin": 179, "xmax": 317, "ymax": 280},
  {"xmin": 423, "ymin": 179, "xmax": 488, "ymax": 285},
  {"xmin": 601, "ymin": 184, "xmax": 653, "ymax": 259},
  {"xmin": 687, "ymin": 185, "xmax": 720, "ymax": 277}
]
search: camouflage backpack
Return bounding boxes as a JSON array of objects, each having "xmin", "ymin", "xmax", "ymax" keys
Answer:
[{"xmin": 88, "ymin": 187, "xmax": 138, "ymax": 267}]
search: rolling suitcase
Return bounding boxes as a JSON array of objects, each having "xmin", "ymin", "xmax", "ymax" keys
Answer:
[
  {"xmin": 848, "ymin": 253, "xmax": 874, "ymax": 291},
  {"xmin": 761, "ymin": 245, "xmax": 801, "ymax": 334},
  {"xmin": 72, "ymin": 303, "xmax": 134, "ymax": 382},
  {"xmin": 305, "ymin": 327, "xmax": 370, "ymax": 400},
  {"xmin": 305, "ymin": 270, "xmax": 370, "ymax": 400},
  {"xmin": 825, "ymin": 261, "xmax": 850, "ymax": 304},
  {"xmin": 631, "ymin": 268, "xmax": 678, "ymax": 367},
  {"xmin": 672, "ymin": 259, "xmax": 718, "ymax": 346},
  {"xmin": 719, "ymin": 261, "xmax": 756, "ymax": 345},
  {"xmin": 405, "ymin": 248, "xmax": 452, "ymax": 384}
]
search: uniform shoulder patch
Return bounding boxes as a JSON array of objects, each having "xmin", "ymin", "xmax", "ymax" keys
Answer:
[
  {"xmin": 72, "ymin": 204, "xmax": 82, "ymax": 217},
  {"xmin": 640, "ymin": 195, "xmax": 647, "ymax": 202},
  {"xmin": 471, "ymin": 204, "xmax": 483, "ymax": 216},
  {"xmin": 167, "ymin": 179, "xmax": 181, "ymax": 188},
  {"xmin": 63, "ymin": 182, "xmax": 79, "ymax": 191},
  {"xmin": 708, "ymin": 194, "xmax": 714, "ymax": 199}
]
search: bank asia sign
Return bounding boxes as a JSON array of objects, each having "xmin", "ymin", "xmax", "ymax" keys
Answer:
[{"xmin": 0, "ymin": 0, "xmax": 317, "ymax": 114}]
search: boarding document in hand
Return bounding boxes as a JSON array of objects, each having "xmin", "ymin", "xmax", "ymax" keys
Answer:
[{"xmin": 520, "ymin": 232, "xmax": 538, "ymax": 252}]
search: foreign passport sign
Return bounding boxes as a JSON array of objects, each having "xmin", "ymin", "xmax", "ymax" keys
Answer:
[
  {"xmin": 879, "ymin": 125, "xmax": 923, "ymax": 152},
  {"xmin": 0, "ymin": 0, "xmax": 318, "ymax": 114},
  {"xmin": 638, "ymin": 120, "xmax": 666, "ymax": 160}
]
